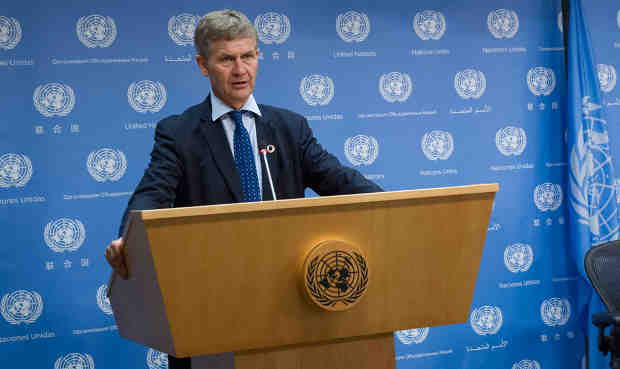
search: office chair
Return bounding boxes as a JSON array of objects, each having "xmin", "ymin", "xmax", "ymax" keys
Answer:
[{"xmin": 585, "ymin": 240, "xmax": 620, "ymax": 369}]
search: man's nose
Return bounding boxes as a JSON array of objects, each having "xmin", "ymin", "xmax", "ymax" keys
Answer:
[{"xmin": 232, "ymin": 58, "xmax": 245, "ymax": 74}]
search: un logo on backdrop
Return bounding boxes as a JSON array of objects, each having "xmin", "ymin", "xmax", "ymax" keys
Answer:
[
  {"xmin": 96, "ymin": 284, "xmax": 113, "ymax": 315},
  {"xmin": 454, "ymin": 69, "xmax": 486, "ymax": 99},
  {"xmin": 33, "ymin": 83, "xmax": 75, "ymax": 117},
  {"xmin": 77, "ymin": 15, "xmax": 116, "ymax": 48},
  {"xmin": 87, "ymin": 148, "xmax": 127, "ymax": 182},
  {"xmin": 534, "ymin": 183, "xmax": 563, "ymax": 212},
  {"xmin": 147, "ymin": 349, "xmax": 169, "ymax": 369},
  {"xmin": 300, "ymin": 74, "xmax": 334, "ymax": 106},
  {"xmin": 128, "ymin": 80, "xmax": 167, "ymax": 113},
  {"xmin": 336, "ymin": 11, "xmax": 370, "ymax": 42},
  {"xmin": 527, "ymin": 67, "xmax": 556, "ymax": 96},
  {"xmin": 1, "ymin": 290, "xmax": 43, "ymax": 325},
  {"xmin": 395, "ymin": 328, "xmax": 430, "ymax": 344},
  {"xmin": 0, "ymin": 153, "xmax": 32, "ymax": 188},
  {"xmin": 570, "ymin": 101, "xmax": 618, "ymax": 243},
  {"xmin": 54, "ymin": 353, "xmax": 95, "ymax": 369},
  {"xmin": 513, "ymin": 360, "xmax": 541, "ymax": 369},
  {"xmin": 254, "ymin": 12, "xmax": 291, "ymax": 45},
  {"xmin": 487, "ymin": 9, "xmax": 519, "ymax": 39},
  {"xmin": 541, "ymin": 297, "xmax": 571, "ymax": 326},
  {"xmin": 597, "ymin": 64, "xmax": 617, "ymax": 93},
  {"xmin": 379, "ymin": 72, "xmax": 412, "ymax": 103},
  {"xmin": 168, "ymin": 14, "xmax": 199, "ymax": 46},
  {"xmin": 421, "ymin": 130, "xmax": 454, "ymax": 161},
  {"xmin": 0, "ymin": 16, "xmax": 22, "ymax": 50},
  {"xmin": 44, "ymin": 218, "xmax": 85, "ymax": 253},
  {"xmin": 344, "ymin": 135, "xmax": 378, "ymax": 166},
  {"xmin": 496, "ymin": 126, "xmax": 526, "ymax": 156},
  {"xmin": 504, "ymin": 243, "xmax": 533, "ymax": 273},
  {"xmin": 413, "ymin": 10, "xmax": 446, "ymax": 40},
  {"xmin": 470, "ymin": 305, "xmax": 503, "ymax": 335}
]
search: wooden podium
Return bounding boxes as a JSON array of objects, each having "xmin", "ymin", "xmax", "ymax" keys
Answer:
[{"xmin": 108, "ymin": 184, "xmax": 498, "ymax": 369}]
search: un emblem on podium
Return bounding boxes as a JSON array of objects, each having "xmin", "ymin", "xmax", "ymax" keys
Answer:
[
  {"xmin": 336, "ymin": 11, "xmax": 370, "ymax": 43},
  {"xmin": 0, "ymin": 153, "xmax": 32, "ymax": 188},
  {"xmin": 541, "ymin": 297, "xmax": 571, "ymax": 326},
  {"xmin": 527, "ymin": 67, "xmax": 556, "ymax": 96},
  {"xmin": 303, "ymin": 241, "xmax": 368, "ymax": 311},
  {"xmin": 597, "ymin": 64, "xmax": 617, "ymax": 93},
  {"xmin": 470, "ymin": 305, "xmax": 503, "ymax": 335},
  {"xmin": 44, "ymin": 218, "xmax": 85, "ymax": 253},
  {"xmin": 0, "ymin": 16, "xmax": 22, "ymax": 50},
  {"xmin": 54, "ymin": 353, "xmax": 95, "ymax": 369},
  {"xmin": 413, "ymin": 10, "xmax": 446, "ymax": 40},
  {"xmin": 1, "ymin": 290, "xmax": 43, "ymax": 325},
  {"xmin": 487, "ymin": 9, "xmax": 519, "ymax": 39},
  {"xmin": 33, "ymin": 83, "xmax": 75, "ymax": 117},
  {"xmin": 168, "ymin": 14, "xmax": 199, "ymax": 46},
  {"xmin": 255, "ymin": 12, "xmax": 291, "ymax": 45},
  {"xmin": 77, "ymin": 14, "xmax": 117, "ymax": 48}
]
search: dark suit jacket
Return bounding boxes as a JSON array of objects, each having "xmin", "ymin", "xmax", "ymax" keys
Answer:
[{"xmin": 119, "ymin": 97, "xmax": 382, "ymax": 236}]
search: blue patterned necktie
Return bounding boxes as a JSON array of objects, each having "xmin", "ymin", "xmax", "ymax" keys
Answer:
[{"xmin": 229, "ymin": 110, "xmax": 261, "ymax": 202}]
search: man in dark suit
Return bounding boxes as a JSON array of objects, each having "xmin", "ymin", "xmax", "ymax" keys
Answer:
[{"xmin": 105, "ymin": 9, "xmax": 381, "ymax": 369}]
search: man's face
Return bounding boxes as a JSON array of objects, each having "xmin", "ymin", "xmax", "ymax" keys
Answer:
[{"xmin": 195, "ymin": 37, "xmax": 259, "ymax": 110}]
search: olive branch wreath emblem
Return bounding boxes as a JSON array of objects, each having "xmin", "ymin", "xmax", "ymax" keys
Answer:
[{"xmin": 306, "ymin": 251, "xmax": 368, "ymax": 308}]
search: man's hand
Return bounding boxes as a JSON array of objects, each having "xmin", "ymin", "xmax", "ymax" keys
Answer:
[{"xmin": 105, "ymin": 237, "xmax": 128, "ymax": 279}]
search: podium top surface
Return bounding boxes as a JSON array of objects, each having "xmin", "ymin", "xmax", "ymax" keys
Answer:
[{"xmin": 136, "ymin": 183, "xmax": 499, "ymax": 221}]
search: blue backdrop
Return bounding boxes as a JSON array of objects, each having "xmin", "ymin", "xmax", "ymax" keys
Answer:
[{"xmin": 2, "ymin": 1, "xmax": 620, "ymax": 368}]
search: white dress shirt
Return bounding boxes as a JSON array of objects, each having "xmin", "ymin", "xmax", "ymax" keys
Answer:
[{"xmin": 210, "ymin": 93, "xmax": 263, "ymax": 196}]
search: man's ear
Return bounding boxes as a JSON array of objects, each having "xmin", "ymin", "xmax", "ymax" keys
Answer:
[{"xmin": 195, "ymin": 55, "xmax": 209, "ymax": 78}]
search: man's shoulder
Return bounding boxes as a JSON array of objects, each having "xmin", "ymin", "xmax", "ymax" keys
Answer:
[{"xmin": 156, "ymin": 100, "xmax": 207, "ymax": 131}]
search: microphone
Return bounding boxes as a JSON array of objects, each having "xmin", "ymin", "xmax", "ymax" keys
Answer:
[{"xmin": 260, "ymin": 144, "xmax": 277, "ymax": 200}]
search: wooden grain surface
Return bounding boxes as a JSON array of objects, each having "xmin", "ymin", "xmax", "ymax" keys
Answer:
[
  {"xmin": 120, "ymin": 184, "xmax": 497, "ymax": 357},
  {"xmin": 235, "ymin": 333, "xmax": 396, "ymax": 369}
]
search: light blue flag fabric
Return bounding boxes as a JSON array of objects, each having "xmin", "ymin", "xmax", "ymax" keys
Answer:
[{"xmin": 567, "ymin": 0, "xmax": 619, "ymax": 367}]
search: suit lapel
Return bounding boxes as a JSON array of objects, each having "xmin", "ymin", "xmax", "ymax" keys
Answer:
[
  {"xmin": 256, "ymin": 112, "xmax": 281, "ymax": 201},
  {"xmin": 198, "ymin": 97, "xmax": 243, "ymax": 202}
]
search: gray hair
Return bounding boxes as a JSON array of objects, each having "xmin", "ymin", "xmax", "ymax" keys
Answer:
[{"xmin": 194, "ymin": 10, "xmax": 258, "ymax": 58}]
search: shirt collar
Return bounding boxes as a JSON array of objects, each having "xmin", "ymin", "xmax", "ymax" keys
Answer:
[{"xmin": 210, "ymin": 92, "xmax": 262, "ymax": 122}]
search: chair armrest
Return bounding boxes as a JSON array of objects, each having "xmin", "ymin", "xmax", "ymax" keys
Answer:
[{"xmin": 592, "ymin": 312, "xmax": 620, "ymax": 328}]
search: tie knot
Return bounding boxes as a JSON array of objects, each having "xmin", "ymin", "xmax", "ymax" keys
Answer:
[{"xmin": 229, "ymin": 110, "xmax": 246, "ymax": 126}]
